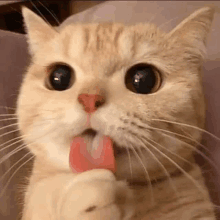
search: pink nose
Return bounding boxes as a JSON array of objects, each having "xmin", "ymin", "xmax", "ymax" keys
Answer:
[{"xmin": 78, "ymin": 94, "xmax": 105, "ymax": 113}]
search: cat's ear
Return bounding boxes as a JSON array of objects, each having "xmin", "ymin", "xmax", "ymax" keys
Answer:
[
  {"xmin": 22, "ymin": 7, "xmax": 57, "ymax": 55},
  {"xmin": 168, "ymin": 6, "xmax": 215, "ymax": 58}
]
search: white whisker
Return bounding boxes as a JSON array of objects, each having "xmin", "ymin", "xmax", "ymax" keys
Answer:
[
  {"xmin": 148, "ymin": 14, "xmax": 157, "ymax": 24},
  {"xmin": 159, "ymin": 131, "xmax": 220, "ymax": 174},
  {"xmin": 0, "ymin": 106, "xmax": 16, "ymax": 110},
  {"xmin": 158, "ymin": 15, "xmax": 181, "ymax": 30},
  {"xmin": 143, "ymin": 135, "xmax": 193, "ymax": 166},
  {"xmin": 0, "ymin": 128, "xmax": 20, "ymax": 139},
  {"xmin": 0, "ymin": 123, "xmax": 18, "ymax": 132},
  {"xmin": 38, "ymin": 0, "xmax": 60, "ymax": 25},
  {"xmin": 134, "ymin": 136, "xmax": 179, "ymax": 197},
  {"xmin": 145, "ymin": 124, "xmax": 211, "ymax": 154},
  {"xmin": 0, "ymin": 152, "xmax": 32, "ymax": 183},
  {"xmin": 138, "ymin": 135, "xmax": 207, "ymax": 196},
  {"xmin": 30, "ymin": 0, "xmax": 50, "ymax": 25},
  {"xmin": 0, "ymin": 138, "xmax": 25, "ymax": 153},
  {"xmin": 128, "ymin": 143, "xmax": 155, "ymax": 205},
  {"xmin": 0, "ymin": 114, "xmax": 17, "ymax": 117},
  {"xmin": 126, "ymin": 147, "xmax": 133, "ymax": 179},
  {"xmin": 0, "ymin": 136, "xmax": 24, "ymax": 148},
  {"xmin": 0, "ymin": 118, "xmax": 17, "ymax": 123},
  {"xmin": 151, "ymin": 118, "xmax": 220, "ymax": 142},
  {"xmin": 0, "ymin": 155, "xmax": 34, "ymax": 199},
  {"xmin": 138, "ymin": 121, "xmax": 219, "ymax": 172},
  {"xmin": 0, "ymin": 144, "xmax": 27, "ymax": 165}
]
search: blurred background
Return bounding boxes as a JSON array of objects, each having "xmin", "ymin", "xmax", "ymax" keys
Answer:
[{"xmin": 0, "ymin": 0, "xmax": 102, "ymax": 33}]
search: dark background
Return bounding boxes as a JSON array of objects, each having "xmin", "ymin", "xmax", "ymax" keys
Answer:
[{"xmin": 0, "ymin": 0, "xmax": 72, "ymax": 33}]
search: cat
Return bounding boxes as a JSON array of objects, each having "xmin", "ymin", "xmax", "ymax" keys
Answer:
[{"xmin": 15, "ymin": 5, "xmax": 216, "ymax": 220}]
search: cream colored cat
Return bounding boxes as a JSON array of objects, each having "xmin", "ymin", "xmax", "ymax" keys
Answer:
[{"xmin": 17, "ymin": 6, "xmax": 216, "ymax": 220}]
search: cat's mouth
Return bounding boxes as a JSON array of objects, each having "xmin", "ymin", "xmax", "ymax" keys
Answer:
[
  {"xmin": 69, "ymin": 128, "xmax": 126, "ymax": 173},
  {"xmin": 80, "ymin": 128, "xmax": 126, "ymax": 158}
]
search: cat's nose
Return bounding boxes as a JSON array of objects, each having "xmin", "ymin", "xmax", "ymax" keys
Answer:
[{"xmin": 78, "ymin": 94, "xmax": 105, "ymax": 113}]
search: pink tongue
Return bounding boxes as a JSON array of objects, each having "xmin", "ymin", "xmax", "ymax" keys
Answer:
[{"xmin": 69, "ymin": 135, "xmax": 116, "ymax": 173}]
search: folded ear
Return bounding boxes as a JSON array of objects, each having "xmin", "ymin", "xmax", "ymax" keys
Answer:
[
  {"xmin": 167, "ymin": 6, "xmax": 215, "ymax": 59},
  {"xmin": 22, "ymin": 7, "xmax": 57, "ymax": 55}
]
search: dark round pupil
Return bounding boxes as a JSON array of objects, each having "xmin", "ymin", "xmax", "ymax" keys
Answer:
[
  {"xmin": 126, "ymin": 64, "xmax": 156, "ymax": 94},
  {"xmin": 50, "ymin": 65, "xmax": 72, "ymax": 91}
]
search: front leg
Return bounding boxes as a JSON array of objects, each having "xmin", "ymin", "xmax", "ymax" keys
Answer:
[{"xmin": 22, "ymin": 169, "xmax": 134, "ymax": 220}]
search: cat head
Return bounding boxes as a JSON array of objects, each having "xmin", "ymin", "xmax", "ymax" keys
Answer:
[{"xmin": 17, "ymin": 7, "xmax": 214, "ymax": 181}]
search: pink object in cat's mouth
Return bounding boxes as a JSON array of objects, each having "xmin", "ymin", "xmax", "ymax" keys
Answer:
[{"xmin": 69, "ymin": 129, "xmax": 116, "ymax": 173}]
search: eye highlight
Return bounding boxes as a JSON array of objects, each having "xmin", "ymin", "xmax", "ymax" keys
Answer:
[
  {"xmin": 46, "ymin": 64, "xmax": 74, "ymax": 91},
  {"xmin": 125, "ymin": 63, "xmax": 161, "ymax": 94}
]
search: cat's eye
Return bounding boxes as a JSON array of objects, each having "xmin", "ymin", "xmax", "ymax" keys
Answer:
[
  {"xmin": 46, "ymin": 64, "xmax": 74, "ymax": 91},
  {"xmin": 125, "ymin": 63, "xmax": 161, "ymax": 94}
]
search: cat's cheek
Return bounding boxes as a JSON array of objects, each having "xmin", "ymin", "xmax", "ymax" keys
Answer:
[
  {"xmin": 24, "ymin": 127, "xmax": 71, "ymax": 170},
  {"xmin": 41, "ymin": 139, "xmax": 70, "ymax": 170},
  {"xmin": 63, "ymin": 107, "xmax": 89, "ymax": 132}
]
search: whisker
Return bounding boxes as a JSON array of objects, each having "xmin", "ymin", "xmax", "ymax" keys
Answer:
[
  {"xmin": 0, "ymin": 120, "xmax": 62, "ymax": 199},
  {"xmin": 0, "ymin": 114, "xmax": 17, "ymax": 117},
  {"xmin": 30, "ymin": 0, "xmax": 50, "ymax": 25},
  {"xmin": 128, "ymin": 114, "xmax": 212, "ymax": 155},
  {"xmin": 158, "ymin": 131, "xmax": 220, "ymax": 174},
  {"xmin": 0, "ymin": 106, "xmax": 16, "ymax": 110},
  {"xmin": 0, "ymin": 128, "xmax": 20, "ymax": 139},
  {"xmin": 0, "ymin": 136, "xmax": 24, "ymax": 148},
  {"xmin": 179, "ymin": 127, "xmax": 203, "ymax": 149},
  {"xmin": 151, "ymin": 118, "xmax": 220, "ymax": 142},
  {"xmin": 0, "ymin": 155, "xmax": 34, "ymax": 199},
  {"xmin": 128, "ymin": 143, "xmax": 155, "ymax": 205},
  {"xmin": 126, "ymin": 147, "xmax": 133, "ymax": 179},
  {"xmin": 0, "ymin": 122, "xmax": 55, "ymax": 166},
  {"xmin": 0, "ymin": 123, "xmax": 18, "ymax": 132},
  {"xmin": 144, "ymin": 124, "xmax": 212, "ymax": 154},
  {"xmin": 0, "ymin": 152, "xmax": 32, "ymax": 183},
  {"xmin": 139, "ymin": 135, "xmax": 207, "ymax": 196},
  {"xmin": 37, "ymin": 0, "xmax": 60, "ymax": 25},
  {"xmin": 148, "ymin": 13, "xmax": 157, "ymax": 24},
  {"xmin": 0, "ymin": 118, "xmax": 17, "ymax": 123},
  {"xmin": 137, "ymin": 121, "xmax": 219, "ymax": 172},
  {"xmin": 143, "ymin": 135, "xmax": 193, "ymax": 167},
  {"xmin": 0, "ymin": 115, "xmax": 56, "ymax": 140},
  {"xmin": 158, "ymin": 15, "xmax": 181, "ymax": 30},
  {"xmin": 0, "ymin": 144, "xmax": 27, "ymax": 165},
  {"xmin": 134, "ymin": 136, "xmax": 179, "ymax": 197},
  {"xmin": 0, "ymin": 138, "xmax": 25, "ymax": 153}
]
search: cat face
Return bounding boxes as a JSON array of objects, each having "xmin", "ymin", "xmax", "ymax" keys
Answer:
[{"xmin": 17, "ymin": 7, "xmax": 214, "ymax": 181}]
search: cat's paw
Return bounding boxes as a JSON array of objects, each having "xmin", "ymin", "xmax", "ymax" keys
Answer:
[{"xmin": 57, "ymin": 169, "xmax": 134, "ymax": 220}]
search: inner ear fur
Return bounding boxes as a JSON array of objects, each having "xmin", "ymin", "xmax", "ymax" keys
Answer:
[
  {"xmin": 167, "ymin": 6, "xmax": 215, "ymax": 59},
  {"xmin": 22, "ymin": 7, "xmax": 57, "ymax": 55}
]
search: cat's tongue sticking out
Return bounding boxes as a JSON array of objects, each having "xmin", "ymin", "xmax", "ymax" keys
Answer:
[{"xmin": 69, "ymin": 132, "xmax": 116, "ymax": 173}]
